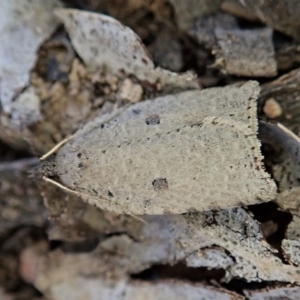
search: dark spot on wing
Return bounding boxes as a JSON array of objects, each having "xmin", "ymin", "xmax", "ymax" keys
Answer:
[
  {"xmin": 146, "ymin": 114, "xmax": 160, "ymax": 125},
  {"xmin": 152, "ymin": 178, "xmax": 168, "ymax": 192}
]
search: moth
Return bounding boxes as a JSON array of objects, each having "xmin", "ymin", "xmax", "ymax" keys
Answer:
[{"xmin": 43, "ymin": 81, "xmax": 277, "ymax": 215}]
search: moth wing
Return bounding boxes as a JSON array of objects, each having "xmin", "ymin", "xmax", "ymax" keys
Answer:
[
  {"xmin": 56, "ymin": 115, "xmax": 276, "ymax": 214},
  {"xmin": 70, "ymin": 81, "xmax": 259, "ymax": 150}
]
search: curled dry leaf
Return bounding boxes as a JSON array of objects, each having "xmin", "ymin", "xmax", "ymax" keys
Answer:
[
  {"xmin": 0, "ymin": 0, "xmax": 62, "ymax": 114},
  {"xmin": 45, "ymin": 81, "xmax": 276, "ymax": 215},
  {"xmin": 54, "ymin": 9, "xmax": 199, "ymax": 94},
  {"xmin": 214, "ymin": 28, "xmax": 277, "ymax": 77}
]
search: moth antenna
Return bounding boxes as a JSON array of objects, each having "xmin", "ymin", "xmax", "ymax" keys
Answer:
[
  {"xmin": 42, "ymin": 176, "xmax": 146, "ymax": 224},
  {"xmin": 40, "ymin": 135, "xmax": 75, "ymax": 161}
]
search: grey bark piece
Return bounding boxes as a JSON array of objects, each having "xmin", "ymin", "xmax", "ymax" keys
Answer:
[
  {"xmin": 0, "ymin": 0, "xmax": 62, "ymax": 113},
  {"xmin": 169, "ymin": 0, "xmax": 222, "ymax": 30},
  {"xmin": 103, "ymin": 211, "xmax": 299, "ymax": 282},
  {"xmin": 54, "ymin": 81, "xmax": 276, "ymax": 215},
  {"xmin": 54, "ymin": 9, "xmax": 199, "ymax": 94},
  {"xmin": 244, "ymin": 286, "xmax": 300, "ymax": 300},
  {"xmin": 214, "ymin": 28, "xmax": 277, "ymax": 77},
  {"xmin": 239, "ymin": 0, "xmax": 300, "ymax": 40},
  {"xmin": 184, "ymin": 209, "xmax": 300, "ymax": 282},
  {"xmin": 189, "ymin": 12, "xmax": 239, "ymax": 49}
]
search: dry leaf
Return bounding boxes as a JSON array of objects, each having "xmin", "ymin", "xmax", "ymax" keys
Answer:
[
  {"xmin": 54, "ymin": 9, "xmax": 199, "ymax": 94},
  {"xmin": 0, "ymin": 0, "xmax": 62, "ymax": 114}
]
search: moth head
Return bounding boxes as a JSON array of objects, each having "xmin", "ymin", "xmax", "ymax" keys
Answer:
[{"xmin": 31, "ymin": 158, "xmax": 58, "ymax": 179}]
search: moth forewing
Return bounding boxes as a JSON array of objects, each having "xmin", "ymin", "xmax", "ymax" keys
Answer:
[{"xmin": 53, "ymin": 81, "xmax": 277, "ymax": 215}]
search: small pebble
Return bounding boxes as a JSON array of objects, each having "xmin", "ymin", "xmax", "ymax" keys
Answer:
[
  {"xmin": 263, "ymin": 98, "xmax": 282, "ymax": 118},
  {"xmin": 119, "ymin": 78, "xmax": 143, "ymax": 103}
]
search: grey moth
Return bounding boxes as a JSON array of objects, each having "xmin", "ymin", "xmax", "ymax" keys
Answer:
[{"xmin": 44, "ymin": 81, "xmax": 277, "ymax": 215}]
